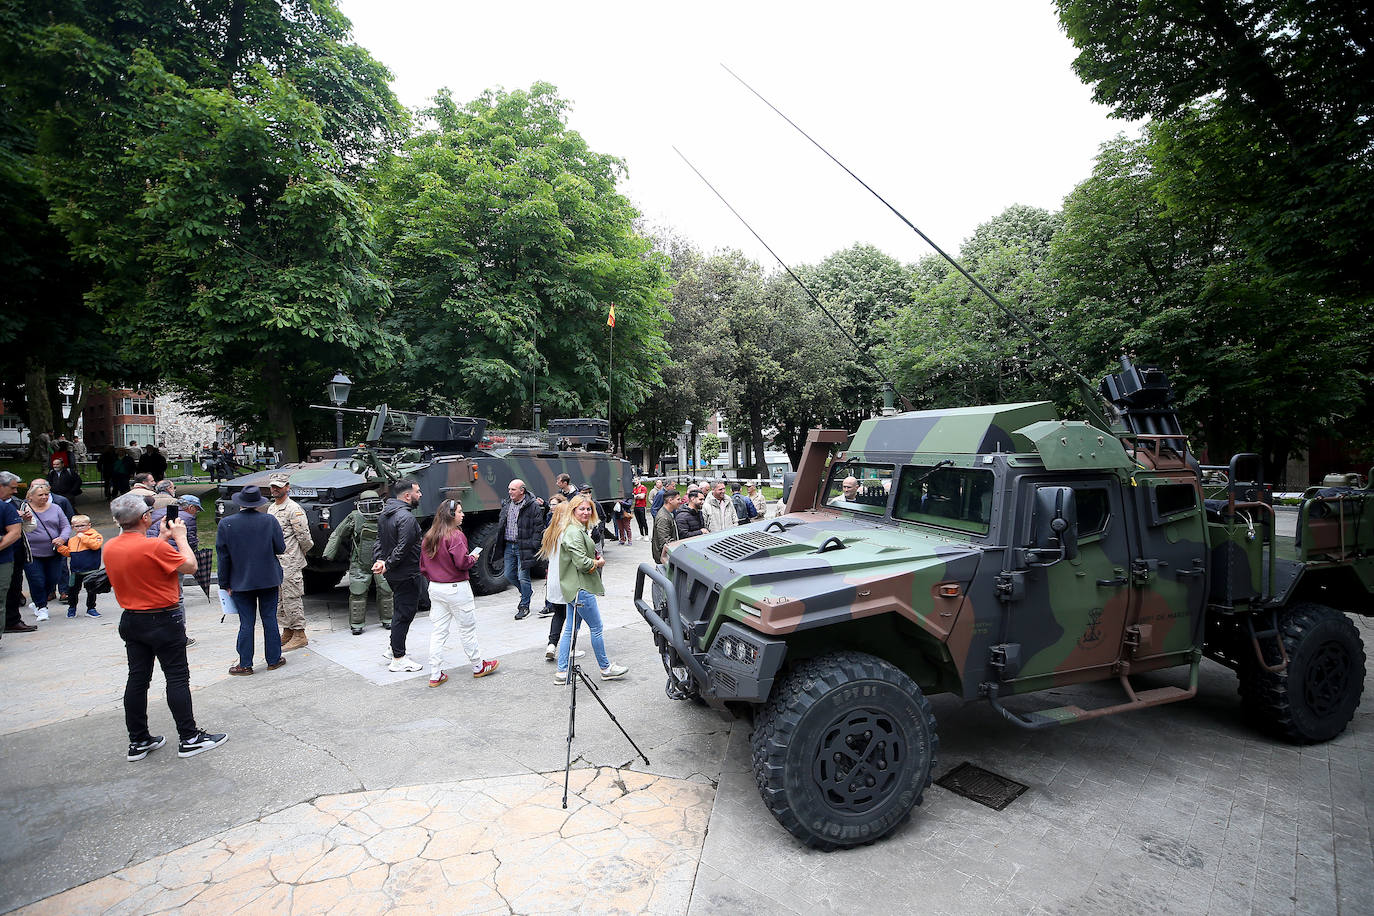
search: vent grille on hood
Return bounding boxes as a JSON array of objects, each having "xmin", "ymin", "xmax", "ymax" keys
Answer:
[{"xmin": 708, "ymin": 531, "xmax": 792, "ymax": 562}]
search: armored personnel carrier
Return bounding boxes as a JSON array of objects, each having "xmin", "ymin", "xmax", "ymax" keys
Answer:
[
  {"xmin": 217, "ymin": 408, "xmax": 634, "ymax": 595},
  {"xmin": 635, "ymin": 360, "xmax": 1369, "ymax": 850}
]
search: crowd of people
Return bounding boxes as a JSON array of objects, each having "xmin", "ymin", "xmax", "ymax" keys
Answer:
[{"xmin": 0, "ymin": 456, "xmax": 776, "ymax": 763}]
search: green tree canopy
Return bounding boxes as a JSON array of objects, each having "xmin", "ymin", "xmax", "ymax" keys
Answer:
[
  {"xmin": 1057, "ymin": 0, "xmax": 1374, "ymax": 301},
  {"xmin": 372, "ymin": 84, "xmax": 671, "ymax": 429},
  {"xmin": 1049, "ymin": 133, "xmax": 1369, "ymax": 473},
  {"xmin": 3, "ymin": 0, "xmax": 406, "ymax": 458}
]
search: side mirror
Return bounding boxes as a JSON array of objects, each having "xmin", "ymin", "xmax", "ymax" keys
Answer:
[
  {"xmin": 781, "ymin": 471, "xmax": 797, "ymax": 504},
  {"xmin": 1030, "ymin": 486, "xmax": 1079, "ymax": 565}
]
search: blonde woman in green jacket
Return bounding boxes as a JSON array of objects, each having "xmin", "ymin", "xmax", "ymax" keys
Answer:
[{"xmin": 544, "ymin": 495, "xmax": 628, "ymax": 684}]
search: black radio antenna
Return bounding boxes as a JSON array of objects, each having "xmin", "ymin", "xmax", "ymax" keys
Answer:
[
  {"xmin": 672, "ymin": 145, "xmax": 915, "ymax": 411},
  {"xmin": 722, "ymin": 64, "xmax": 1114, "ymax": 431}
]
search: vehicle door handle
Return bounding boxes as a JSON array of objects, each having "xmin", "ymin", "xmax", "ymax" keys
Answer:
[
  {"xmin": 1096, "ymin": 577, "xmax": 1127, "ymax": 587},
  {"xmin": 1175, "ymin": 565, "xmax": 1205, "ymax": 578}
]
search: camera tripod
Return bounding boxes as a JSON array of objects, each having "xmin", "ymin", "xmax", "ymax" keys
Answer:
[{"xmin": 561, "ymin": 594, "xmax": 649, "ymax": 808}]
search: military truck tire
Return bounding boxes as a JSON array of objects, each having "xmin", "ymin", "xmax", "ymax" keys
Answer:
[
  {"xmin": 468, "ymin": 522, "xmax": 509, "ymax": 596},
  {"xmin": 750, "ymin": 651, "xmax": 938, "ymax": 851},
  {"xmin": 302, "ymin": 569, "xmax": 344, "ymax": 593},
  {"xmin": 1240, "ymin": 603, "xmax": 1366, "ymax": 744}
]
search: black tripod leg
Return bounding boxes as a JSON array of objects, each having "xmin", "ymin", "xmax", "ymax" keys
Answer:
[
  {"xmin": 572, "ymin": 667, "xmax": 650, "ymax": 766},
  {"xmin": 562, "ymin": 598, "xmax": 582, "ymax": 809}
]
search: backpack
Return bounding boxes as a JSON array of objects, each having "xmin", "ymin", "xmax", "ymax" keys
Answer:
[{"xmin": 732, "ymin": 492, "xmax": 750, "ymax": 523}]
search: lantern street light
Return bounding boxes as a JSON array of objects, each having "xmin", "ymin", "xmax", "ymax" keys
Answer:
[{"xmin": 326, "ymin": 371, "xmax": 352, "ymax": 448}]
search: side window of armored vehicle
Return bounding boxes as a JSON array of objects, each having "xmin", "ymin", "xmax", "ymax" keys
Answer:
[
  {"xmin": 822, "ymin": 463, "xmax": 894, "ymax": 514},
  {"xmin": 1070, "ymin": 484, "xmax": 1111, "ymax": 538},
  {"xmin": 893, "ymin": 465, "xmax": 994, "ymax": 534},
  {"xmin": 1147, "ymin": 481, "xmax": 1200, "ymax": 526}
]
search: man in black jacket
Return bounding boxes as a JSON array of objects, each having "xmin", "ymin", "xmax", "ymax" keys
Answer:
[
  {"xmin": 494, "ymin": 479, "xmax": 545, "ymax": 619},
  {"xmin": 673, "ymin": 488, "xmax": 708, "ymax": 540},
  {"xmin": 372, "ymin": 477, "xmax": 424, "ymax": 671}
]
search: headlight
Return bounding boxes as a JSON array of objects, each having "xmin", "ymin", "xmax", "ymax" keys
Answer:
[
  {"xmin": 216, "ymin": 502, "xmax": 226, "ymax": 516},
  {"xmin": 715, "ymin": 633, "xmax": 760, "ymax": 665},
  {"xmin": 319, "ymin": 508, "xmax": 331, "ymax": 522}
]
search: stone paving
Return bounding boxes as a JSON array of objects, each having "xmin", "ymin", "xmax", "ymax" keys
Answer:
[
  {"xmin": 15, "ymin": 769, "xmax": 712, "ymax": 916},
  {"xmin": 1, "ymin": 509, "xmax": 1371, "ymax": 915}
]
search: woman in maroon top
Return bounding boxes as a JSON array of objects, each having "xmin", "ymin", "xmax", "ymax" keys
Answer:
[{"xmin": 419, "ymin": 501, "xmax": 498, "ymax": 687}]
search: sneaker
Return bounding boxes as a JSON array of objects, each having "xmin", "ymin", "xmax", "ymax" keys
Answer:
[
  {"xmin": 545, "ymin": 643, "xmax": 556, "ymax": 661},
  {"xmin": 127, "ymin": 735, "xmax": 165, "ymax": 761},
  {"xmin": 351, "ymin": 626, "xmax": 363, "ymax": 636},
  {"xmin": 382, "ymin": 621, "xmax": 392, "ymax": 630},
  {"xmin": 472, "ymin": 659, "xmax": 499, "ymax": 678},
  {"xmin": 514, "ymin": 606, "xmax": 530, "ymax": 620},
  {"xmin": 389, "ymin": 656, "xmax": 422, "ymax": 673},
  {"xmin": 382, "ymin": 646, "xmax": 395, "ymax": 661},
  {"xmin": 178, "ymin": 730, "xmax": 228, "ymax": 758},
  {"xmin": 34, "ymin": 607, "xmax": 49, "ymax": 622},
  {"xmin": 600, "ymin": 663, "xmax": 628, "ymax": 681},
  {"xmin": 87, "ymin": 609, "xmax": 102, "ymax": 618},
  {"xmin": 554, "ymin": 670, "xmax": 568, "ymax": 685},
  {"xmin": 67, "ymin": 608, "xmax": 77, "ymax": 619},
  {"xmin": 537, "ymin": 605, "xmax": 554, "ymax": 618},
  {"xmin": 428, "ymin": 671, "xmax": 448, "ymax": 688},
  {"xmin": 182, "ymin": 634, "xmax": 192, "ymax": 645},
  {"xmin": 267, "ymin": 658, "xmax": 286, "ymax": 670}
]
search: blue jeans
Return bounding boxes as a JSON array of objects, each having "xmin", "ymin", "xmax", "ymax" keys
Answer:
[
  {"xmin": 503, "ymin": 544, "xmax": 532, "ymax": 608},
  {"xmin": 231, "ymin": 587, "xmax": 282, "ymax": 669},
  {"xmin": 557, "ymin": 590, "xmax": 611, "ymax": 673},
  {"xmin": 24, "ymin": 555, "xmax": 64, "ymax": 611}
]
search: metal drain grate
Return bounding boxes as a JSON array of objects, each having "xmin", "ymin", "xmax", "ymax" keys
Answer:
[{"xmin": 935, "ymin": 762, "xmax": 1028, "ymax": 811}]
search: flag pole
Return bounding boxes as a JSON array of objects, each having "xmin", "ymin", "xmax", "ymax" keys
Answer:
[{"xmin": 606, "ymin": 304, "xmax": 615, "ymax": 427}]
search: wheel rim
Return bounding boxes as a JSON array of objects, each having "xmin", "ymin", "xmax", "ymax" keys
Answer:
[
  {"xmin": 1303, "ymin": 639, "xmax": 1351, "ymax": 717},
  {"xmin": 811, "ymin": 709, "xmax": 905, "ymax": 815}
]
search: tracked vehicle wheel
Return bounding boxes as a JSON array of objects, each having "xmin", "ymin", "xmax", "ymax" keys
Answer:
[
  {"xmin": 1240, "ymin": 603, "xmax": 1365, "ymax": 744},
  {"xmin": 467, "ymin": 522, "xmax": 508, "ymax": 596},
  {"xmin": 750, "ymin": 651, "xmax": 937, "ymax": 851}
]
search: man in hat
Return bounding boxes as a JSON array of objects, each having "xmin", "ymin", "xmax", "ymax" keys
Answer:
[
  {"xmin": 217, "ymin": 485, "xmax": 286, "ymax": 675},
  {"xmin": 324, "ymin": 489, "xmax": 393, "ymax": 635},
  {"xmin": 268, "ymin": 473, "xmax": 314, "ymax": 651}
]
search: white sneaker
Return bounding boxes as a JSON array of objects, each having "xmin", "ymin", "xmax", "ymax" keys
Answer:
[
  {"xmin": 554, "ymin": 670, "xmax": 568, "ymax": 685},
  {"xmin": 381, "ymin": 646, "xmax": 394, "ymax": 661},
  {"xmin": 34, "ymin": 607, "xmax": 49, "ymax": 622},
  {"xmin": 545, "ymin": 643, "xmax": 556, "ymax": 661},
  {"xmin": 388, "ymin": 656, "xmax": 422, "ymax": 673},
  {"xmin": 600, "ymin": 663, "xmax": 628, "ymax": 680}
]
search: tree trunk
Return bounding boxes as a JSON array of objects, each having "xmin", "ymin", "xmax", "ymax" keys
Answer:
[
  {"xmin": 749, "ymin": 398, "xmax": 767, "ymax": 478},
  {"xmin": 63, "ymin": 377, "xmax": 89, "ymax": 438},
  {"xmin": 261, "ymin": 355, "xmax": 299, "ymax": 462},
  {"xmin": 24, "ymin": 359, "xmax": 52, "ymax": 461}
]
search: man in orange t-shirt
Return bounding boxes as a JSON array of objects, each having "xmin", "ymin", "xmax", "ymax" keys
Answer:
[{"xmin": 105, "ymin": 493, "xmax": 227, "ymax": 762}]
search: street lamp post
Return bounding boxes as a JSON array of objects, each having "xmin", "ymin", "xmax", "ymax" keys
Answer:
[{"xmin": 326, "ymin": 371, "xmax": 352, "ymax": 448}]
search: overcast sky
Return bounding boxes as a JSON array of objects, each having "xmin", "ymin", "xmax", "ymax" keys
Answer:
[{"xmin": 336, "ymin": 0, "xmax": 1133, "ymax": 270}]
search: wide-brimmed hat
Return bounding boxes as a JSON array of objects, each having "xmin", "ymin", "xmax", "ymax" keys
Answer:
[{"xmin": 233, "ymin": 485, "xmax": 268, "ymax": 508}]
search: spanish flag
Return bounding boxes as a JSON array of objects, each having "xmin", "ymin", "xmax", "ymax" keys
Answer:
[{"xmin": 607, "ymin": 305, "xmax": 616, "ymax": 328}]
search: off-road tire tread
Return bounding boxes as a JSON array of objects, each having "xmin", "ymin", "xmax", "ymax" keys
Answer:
[
  {"xmin": 749, "ymin": 650, "xmax": 938, "ymax": 851},
  {"xmin": 467, "ymin": 521, "xmax": 508, "ymax": 596},
  {"xmin": 1238, "ymin": 602, "xmax": 1365, "ymax": 744}
]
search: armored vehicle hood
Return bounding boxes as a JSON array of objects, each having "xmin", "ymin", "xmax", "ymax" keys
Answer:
[
  {"xmin": 217, "ymin": 459, "xmax": 367, "ymax": 498},
  {"xmin": 667, "ymin": 514, "xmax": 983, "ymax": 640}
]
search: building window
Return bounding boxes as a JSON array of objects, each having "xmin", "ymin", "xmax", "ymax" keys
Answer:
[
  {"xmin": 117, "ymin": 423, "xmax": 157, "ymax": 446},
  {"xmin": 119, "ymin": 397, "xmax": 155, "ymax": 416}
]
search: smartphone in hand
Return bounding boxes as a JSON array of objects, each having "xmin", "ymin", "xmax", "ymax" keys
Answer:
[{"xmin": 469, "ymin": 546, "xmax": 482, "ymax": 557}]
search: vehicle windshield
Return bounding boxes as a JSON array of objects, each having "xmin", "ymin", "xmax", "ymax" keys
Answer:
[
  {"xmin": 822, "ymin": 463, "xmax": 894, "ymax": 514},
  {"xmin": 893, "ymin": 464, "xmax": 994, "ymax": 534}
]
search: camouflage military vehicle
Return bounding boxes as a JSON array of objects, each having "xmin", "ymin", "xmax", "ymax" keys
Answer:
[
  {"xmin": 217, "ymin": 409, "xmax": 634, "ymax": 595},
  {"xmin": 635, "ymin": 360, "xmax": 1369, "ymax": 850}
]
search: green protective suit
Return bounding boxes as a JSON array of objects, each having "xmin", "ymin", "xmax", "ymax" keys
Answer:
[{"xmin": 323, "ymin": 506, "xmax": 393, "ymax": 627}]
